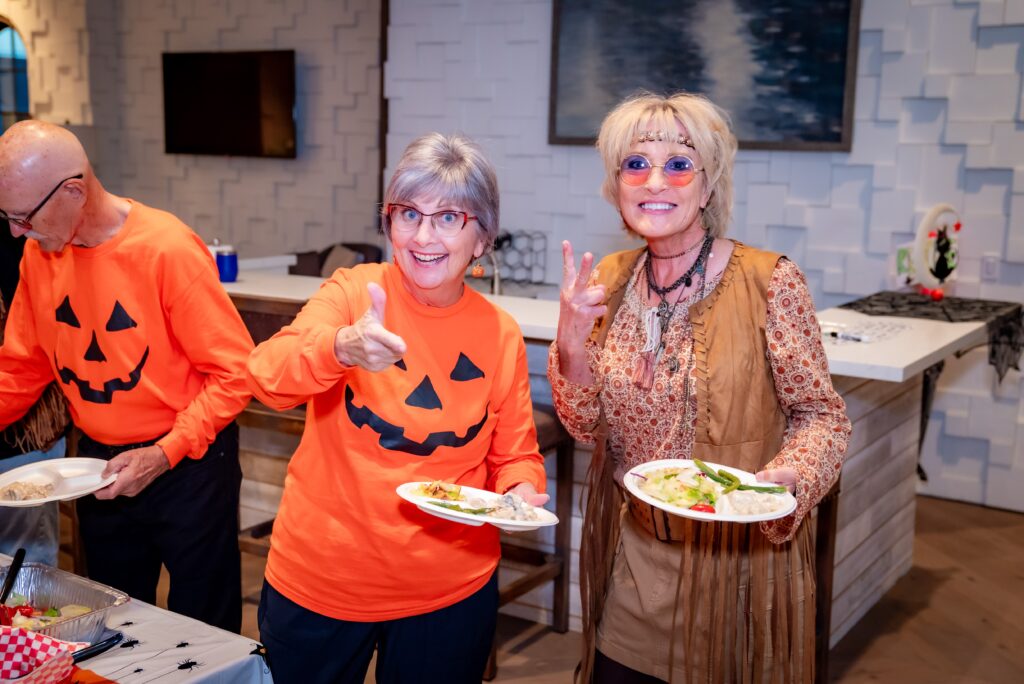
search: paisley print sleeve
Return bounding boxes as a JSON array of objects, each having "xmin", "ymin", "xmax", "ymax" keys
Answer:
[{"xmin": 760, "ymin": 259, "xmax": 852, "ymax": 544}]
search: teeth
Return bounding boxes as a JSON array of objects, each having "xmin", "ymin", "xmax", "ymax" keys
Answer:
[
  {"xmin": 414, "ymin": 253, "xmax": 446, "ymax": 263},
  {"xmin": 641, "ymin": 202, "xmax": 675, "ymax": 210}
]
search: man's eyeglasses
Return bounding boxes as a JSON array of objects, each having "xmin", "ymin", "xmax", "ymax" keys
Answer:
[
  {"xmin": 618, "ymin": 154, "xmax": 702, "ymax": 188},
  {"xmin": 386, "ymin": 203, "xmax": 477, "ymax": 238},
  {"xmin": 0, "ymin": 174, "xmax": 84, "ymax": 230}
]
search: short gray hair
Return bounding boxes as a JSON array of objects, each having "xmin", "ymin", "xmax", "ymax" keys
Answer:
[
  {"xmin": 381, "ymin": 133, "xmax": 500, "ymax": 252},
  {"xmin": 597, "ymin": 92, "xmax": 737, "ymax": 238}
]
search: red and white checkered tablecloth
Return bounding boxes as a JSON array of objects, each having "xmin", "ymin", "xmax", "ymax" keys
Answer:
[{"xmin": 0, "ymin": 626, "xmax": 86, "ymax": 684}]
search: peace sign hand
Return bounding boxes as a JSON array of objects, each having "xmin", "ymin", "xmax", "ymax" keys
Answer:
[
  {"xmin": 557, "ymin": 240, "xmax": 607, "ymax": 356},
  {"xmin": 334, "ymin": 282, "xmax": 408, "ymax": 371}
]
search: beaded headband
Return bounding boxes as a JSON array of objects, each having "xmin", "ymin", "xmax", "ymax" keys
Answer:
[{"xmin": 634, "ymin": 130, "xmax": 694, "ymax": 147}]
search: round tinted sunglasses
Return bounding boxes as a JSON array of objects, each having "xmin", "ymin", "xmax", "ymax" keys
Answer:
[{"xmin": 618, "ymin": 154, "xmax": 703, "ymax": 187}]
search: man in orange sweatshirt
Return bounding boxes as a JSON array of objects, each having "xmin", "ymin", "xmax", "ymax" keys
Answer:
[{"xmin": 0, "ymin": 121, "xmax": 254, "ymax": 632}]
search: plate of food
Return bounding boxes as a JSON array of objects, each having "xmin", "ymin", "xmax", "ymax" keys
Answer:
[
  {"xmin": 0, "ymin": 458, "xmax": 117, "ymax": 507},
  {"xmin": 623, "ymin": 458, "xmax": 797, "ymax": 523},
  {"xmin": 396, "ymin": 481, "xmax": 559, "ymax": 532}
]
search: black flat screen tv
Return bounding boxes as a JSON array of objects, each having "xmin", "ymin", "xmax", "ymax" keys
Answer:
[{"xmin": 162, "ymin": 50, "xmax": 296, "ymax": 158}]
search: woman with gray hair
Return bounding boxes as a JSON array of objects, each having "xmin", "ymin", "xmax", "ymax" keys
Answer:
[
  {"xmin": 248, "ymin": 132, "xmax": 548, "ymax": 683},
  {"xmin": 549, "ymin": 92, "xmax": 851, "ymax": 682}
]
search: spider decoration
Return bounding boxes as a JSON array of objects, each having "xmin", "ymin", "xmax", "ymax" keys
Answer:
[
  {"xmin": 176, "ymin": 659, "xmax": 203, "ymax": 671},
  {"xmin": 120, "ymin": 637, "xmax": 142, "ymax": 649},
  {"xmin": 119, "ymin": 620, "xmax": 135, "ymax": 627}
]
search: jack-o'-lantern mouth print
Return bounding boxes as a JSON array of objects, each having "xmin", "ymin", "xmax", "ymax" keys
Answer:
[
  {"xmin": 52, "ymin": 295, "xmax": 149, "ymax": 404},
  {"xmin": 344, "ymin": 352, "xmax": 488, "ymax": 456}
]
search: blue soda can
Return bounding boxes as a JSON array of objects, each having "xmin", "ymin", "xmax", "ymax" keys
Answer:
[{"xmin": 216, "ymin": 247, "xmax": 238, "ymax": 283}]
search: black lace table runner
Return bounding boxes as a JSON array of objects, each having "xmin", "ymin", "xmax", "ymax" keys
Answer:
[{"xmin": 839, "ymin": 291, "xmax": 1023, "ymax": 381}]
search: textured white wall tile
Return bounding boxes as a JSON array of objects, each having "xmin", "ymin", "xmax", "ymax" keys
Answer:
[
  {"xmin": 899, "ymin": 98, "xmax": 948, "ymax": 143},
  {"xmin": 1005, "ymin": 0, "xmax": 1024, "ymax": 23},
  {"xmin": 929, "ymin": 4, "xmax": 978, "ymax": 74},
  {"xmin": 975, "ymin": 26, "xmax": 1023, "ymax": 72},
  {"xmin": 986, "ymin": 122, "xmax": 1024, "ymax": 167},
  {"xmin": 863, "ymin": 0, "xmax": 911, "ymax": 30},
  {"xmin": 978, "ymin": 0, "xmax": 1008, "ymax": 27},
  {"xmin": 943, "ymin": 121, "xmax": 994, "ymax": 145},
  {"xmin": 948, "ymin": 74, "xmax": 1021, "ymax": 119}
]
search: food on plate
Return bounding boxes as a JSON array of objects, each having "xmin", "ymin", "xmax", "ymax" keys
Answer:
[
  {"xmin": 429, "ymin": 492, "xmax": 540, "ymax": 521},
  {"xmin": 413, "ymin": 480, "xmax": 465, "ymax": 501},
  {"xmin": 0, "ymin": 480, "xmax": 55, "ymax": 501},
  {"xmin": 634, "ymin": 459, "xmax": 789, "ymax": 517},
  {"xmin": 0, "ymin": 594, "xmax": 93, "ymax": 629}
]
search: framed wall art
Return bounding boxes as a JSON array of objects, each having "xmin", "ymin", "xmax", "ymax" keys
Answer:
[{"xmin": 549, "ymin": 0, "xmax": 862, "ymax": 151}]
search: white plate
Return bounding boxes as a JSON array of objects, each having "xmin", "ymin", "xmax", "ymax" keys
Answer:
[
  {"xmin": 0, "ymin": 458, "xmax": 118, "ymax": 507},
  {"xmin": 623, "ymin": 459, "xmax": 797, "ymax": 524},
  {"xmin": 396, "ymin": 482, "xmax": 559, "ymax": 532}
]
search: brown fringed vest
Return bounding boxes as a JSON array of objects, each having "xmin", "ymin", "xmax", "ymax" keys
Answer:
[
  {"xmin": 0, "ymin": 298, "xmax": 69, "ymax": 457},
  {"xmin": 577, "ymin": 241, "xmax": 815, "ymax": 683}
]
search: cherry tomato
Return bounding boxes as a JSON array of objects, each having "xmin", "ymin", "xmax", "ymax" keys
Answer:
[{"xmin": 690, "ymin": 503, "xmax": 715, "ymax": 513}]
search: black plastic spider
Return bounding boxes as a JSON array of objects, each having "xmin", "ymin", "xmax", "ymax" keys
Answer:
[
  {"xmin": 119, "ymin": 620, "xmax": 135, "ymax": 627},
  {"xmin": 120, "ymin": 638, "xmax": 141, "ymax": 649},
  {"xmin": 175, "ymin": 641, "xmax": 189, "ymax": 648},
  {"xmin": 177, "ymin": 659, "xmax": 202, "ymax": 671}
]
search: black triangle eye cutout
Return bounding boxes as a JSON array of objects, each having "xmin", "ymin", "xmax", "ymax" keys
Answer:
[
  {"xmin": 55, "ymin": 296, "xmax": 80, "ymax": 328},
  {"xmin": 394, "ymin": 359, "xmax": 407, "ymax": 371},
  {"xmin": 405, "ymin": 375, "xmax": 442, "ymax": 410},
  {"xmin": 84, "ymin": 331, "xmax": 107, "ymax": 362},
  {"xmin": 450, "ymin": 353, "xmax": 484, "ymax": 381},
  {"xmin": 106, "ymin": 301, "xmax": 138, "ymax": 332}
]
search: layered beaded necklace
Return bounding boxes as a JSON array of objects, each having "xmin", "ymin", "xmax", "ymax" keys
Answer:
[{"xmin": 631, "ymin": 234, "xmax": 713, "ymax": 390}]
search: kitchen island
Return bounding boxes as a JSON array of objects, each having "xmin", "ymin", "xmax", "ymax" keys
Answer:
[{"xmin": 223, "ymin": 271, "xmax": 987, "ymax": 653}]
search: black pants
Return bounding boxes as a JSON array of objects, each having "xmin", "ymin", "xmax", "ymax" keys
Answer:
[
  {"xmin": 593, "ymin": 649, "xmax": 666, "ymax": 683},
  {"xmin": 258, "ymin": 574, "xmax": 498, "ymax": 684},
  {"xmin": 76, "ymin": 423, "xmax": 242, "ymax": 633}
]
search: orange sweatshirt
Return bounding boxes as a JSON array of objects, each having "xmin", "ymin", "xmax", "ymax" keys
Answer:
[
  {"xmin": 0, "ymin": 201, "xmax": 254, "ymax": 466},
  {"xmin": 247, "ymin": 262, "xmax": 545, "ymax": 621}
]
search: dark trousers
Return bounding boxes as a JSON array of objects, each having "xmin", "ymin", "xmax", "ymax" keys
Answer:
[
  {"xmin": 258, "ymin": 573, "xmax": 499, "ymax": 684},
  {"xmin": 593, "ymin": 649, "xmax": 666, "ymax": 684},
  {"xmin": 76, "ymin": 422, "xmax": 242, "ymax": 633}
]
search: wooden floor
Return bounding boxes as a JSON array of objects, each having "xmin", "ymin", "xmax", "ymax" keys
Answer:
[{"xmin": 140, "ymin": 495, "xmax": 1023, "ymax": 683}]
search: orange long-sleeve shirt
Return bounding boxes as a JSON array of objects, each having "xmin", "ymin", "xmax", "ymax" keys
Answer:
[
  {"xmin": 247, "ymin": 262, "xmax": 545, "ymax": 621},
  {"xmin": 0, "ymin": 200, "xmax": 254, "ymax": 466}
]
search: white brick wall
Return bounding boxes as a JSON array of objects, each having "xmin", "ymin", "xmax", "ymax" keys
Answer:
[
  {"xmin": 0, "ymin": 0, "xmax": 93, "ymax": 127},
  {"xmin": 385, "ymin": 0, "xmax": 1024, "ymax": 517}
]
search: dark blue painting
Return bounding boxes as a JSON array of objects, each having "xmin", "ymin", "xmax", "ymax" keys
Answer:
[{"xmin": 549, "ymin": 0, "xmax": 861, "ymax": 150}]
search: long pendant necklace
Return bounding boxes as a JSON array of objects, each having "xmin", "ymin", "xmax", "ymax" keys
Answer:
[{"xmin": 631, "ymin": 236, "xmax": 713, "ymax": 390}]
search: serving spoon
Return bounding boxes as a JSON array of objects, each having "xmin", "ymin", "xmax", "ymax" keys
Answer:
[{"xmin": 0, "ymin": 547, "xmax": 26, "ymax": 605}]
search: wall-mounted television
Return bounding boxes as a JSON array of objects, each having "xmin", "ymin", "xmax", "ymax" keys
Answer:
[{"xmin": 162, "ymin": 50, "xmax": 296, "ymax": 158}]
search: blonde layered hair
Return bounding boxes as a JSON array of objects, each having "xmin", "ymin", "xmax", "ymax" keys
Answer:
[{"xmin": 596, "ymin": 92, "xmax": 737, "ymax": 238}]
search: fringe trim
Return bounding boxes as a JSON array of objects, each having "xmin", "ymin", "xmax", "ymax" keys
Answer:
[{"xmin": 0, "ymin": 298, "xmax": 70, "ymax": 452}]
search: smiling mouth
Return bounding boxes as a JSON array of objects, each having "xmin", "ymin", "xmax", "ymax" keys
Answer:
[
  {"xmin": 412, "ymin": 252, "xmax": 448, "ymax": 265},
  {"xmin": 344, "ymin": 385, "xmax": 488, "ymax": 456},
  {"xmin": 639, "ymin": 202, "xmax": 676, "ymax": 211},
  {"xmin": 55, "ymin": 347, "xmax": 150, "ymax": 404}
]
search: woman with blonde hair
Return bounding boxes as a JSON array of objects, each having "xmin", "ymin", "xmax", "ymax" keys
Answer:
[{"xmin": 549, "ymin": 92, "xmax": 851, "ymax": 682}]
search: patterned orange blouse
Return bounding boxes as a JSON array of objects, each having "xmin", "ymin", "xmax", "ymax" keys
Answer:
[{"xmin": 548, "ymin": 256, "xmax": 849, "ymax": 543}]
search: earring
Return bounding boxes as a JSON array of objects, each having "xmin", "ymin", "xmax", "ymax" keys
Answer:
[{"xmin": 471, "ymin": 262, "xmax": 485, "ymax": 278}]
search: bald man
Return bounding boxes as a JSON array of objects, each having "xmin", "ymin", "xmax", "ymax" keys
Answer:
[{"xmin": 0, "ymin": 121, "xmax": 255, "ymax": 633}]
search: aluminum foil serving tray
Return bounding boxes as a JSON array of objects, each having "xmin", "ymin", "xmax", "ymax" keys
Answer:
[{"xmin": 0, "ymin": 561, "xmax": 129, "ymax": 643}]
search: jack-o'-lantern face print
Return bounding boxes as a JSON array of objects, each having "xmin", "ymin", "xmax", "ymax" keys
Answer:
[
  {"xmin": 345, "ymin": 351, "xmax": 488, "ymax": 456},
  {"xmin": 53, "ymin": 295, "xmax": 149, "ymax": 404}
]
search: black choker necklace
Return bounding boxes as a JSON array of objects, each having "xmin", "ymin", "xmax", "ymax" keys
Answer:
[
  {"xmin": 646, "ymin": 236, "xmax": 713, "ymax": 296},
  {"xmin": 649, "ymin": 235, "xmax": 706, "ymax": 260}
]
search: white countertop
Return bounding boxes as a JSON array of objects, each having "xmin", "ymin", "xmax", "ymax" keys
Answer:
[
  {"xmin": 222, "ymin": 270, "xmax": 561, "ymax": 343},
  {"xmin": 224, "ymin": 272, "xmax": 988, "ymax": 382},
  {"xmin": 815, "ymin": 307, "xmax": 986, "ymax": 382}
]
